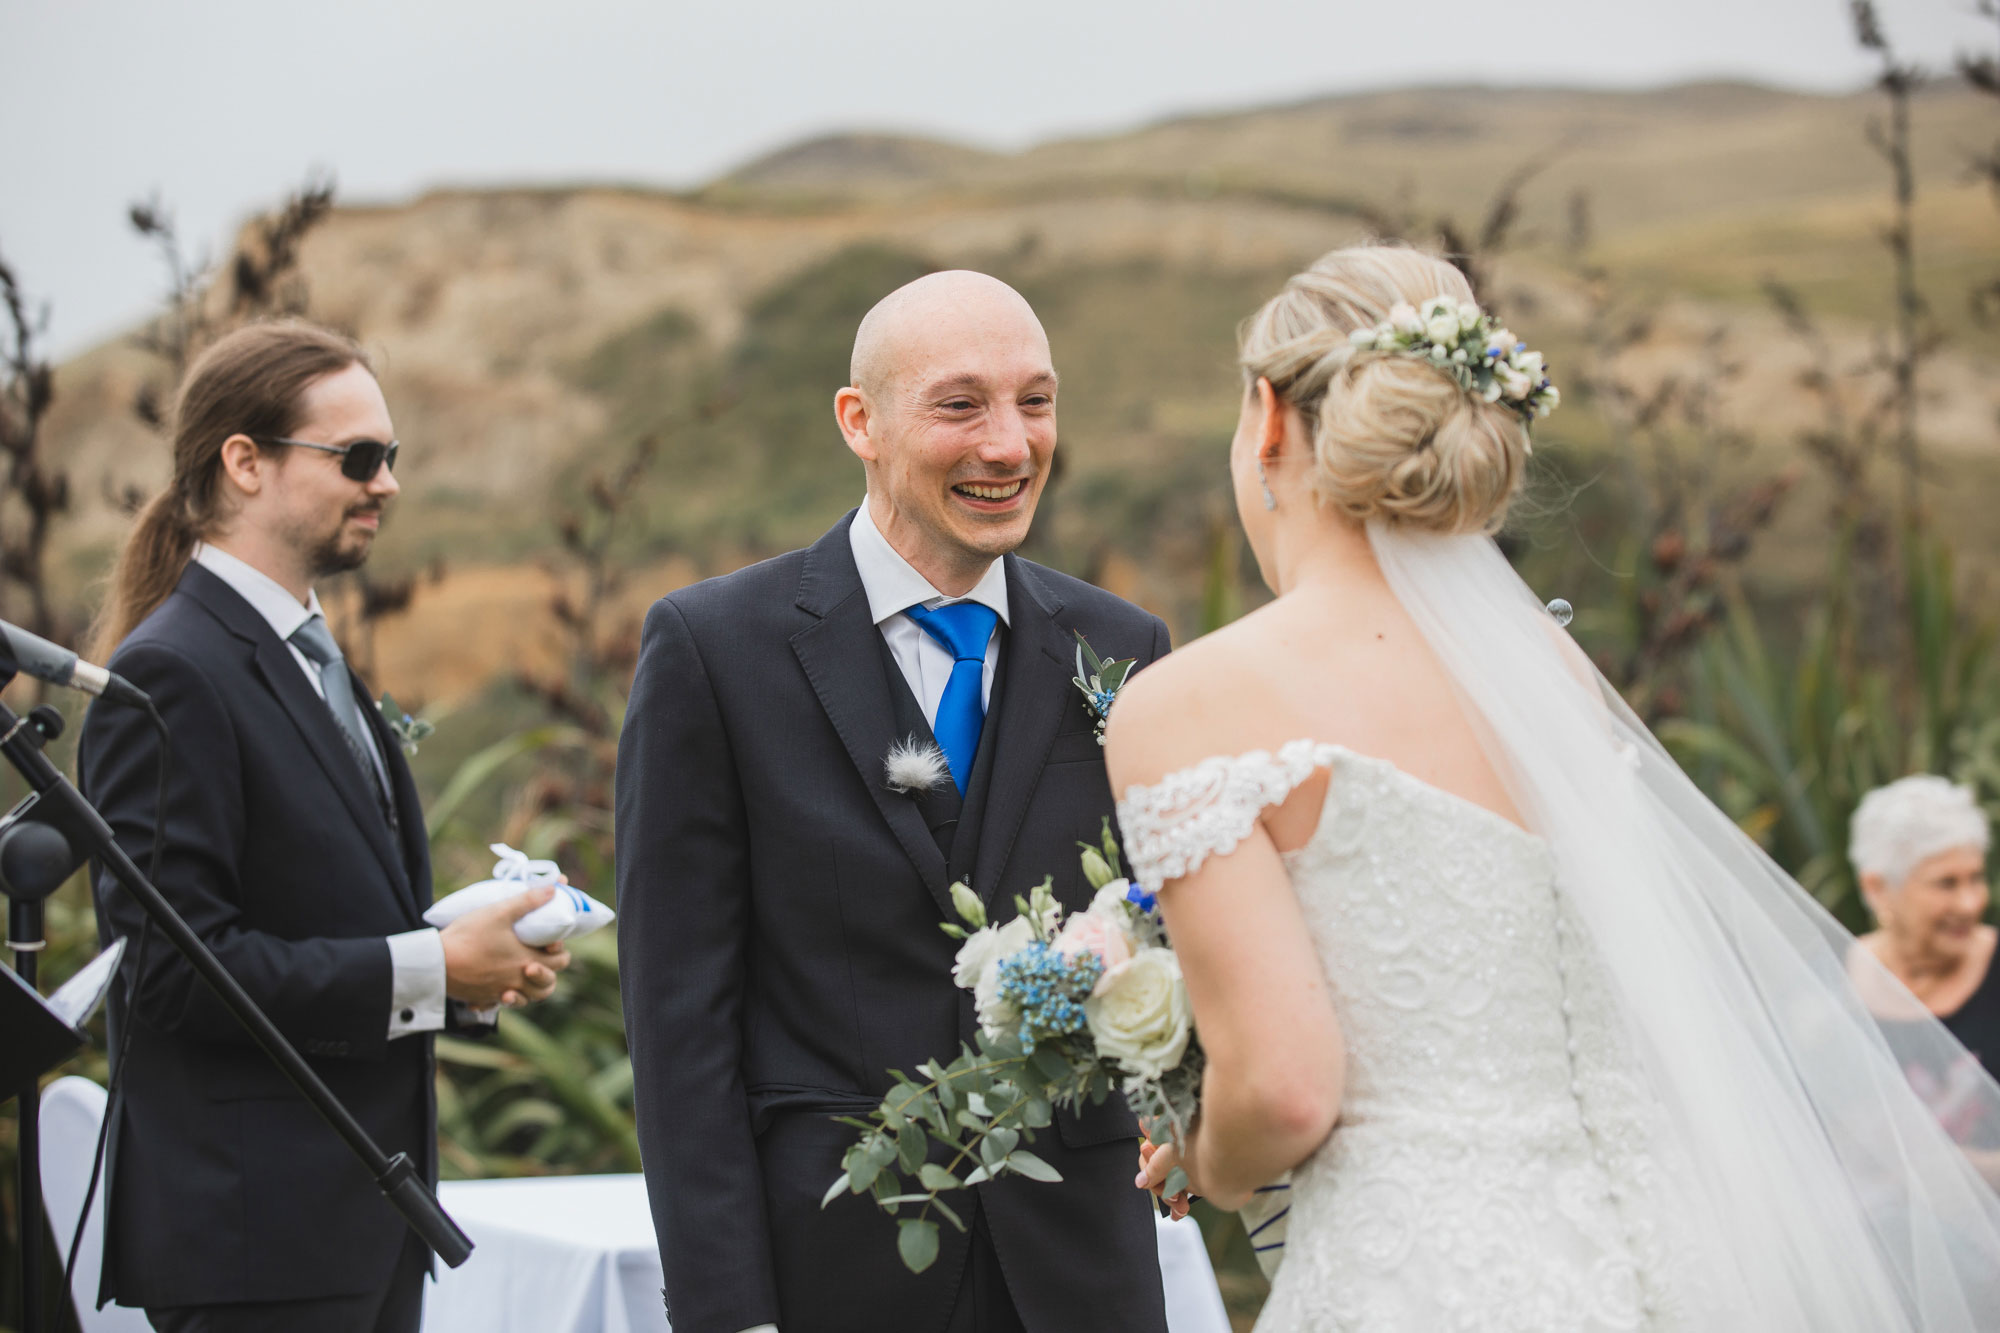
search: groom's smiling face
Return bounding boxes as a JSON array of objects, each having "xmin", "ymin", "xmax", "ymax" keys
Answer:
[{"xmin": 837, "ymin": 272, "xmax": 1057, "ymax": 595}]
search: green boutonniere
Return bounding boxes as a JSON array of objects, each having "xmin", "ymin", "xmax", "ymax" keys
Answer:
[
  {"xmin": 377, "ymin": 694, "xmax": 435, "ymax": 757},
  {"xmin": 1071, "ymin": 632, "xmax": 1139, "ymax": 746}
]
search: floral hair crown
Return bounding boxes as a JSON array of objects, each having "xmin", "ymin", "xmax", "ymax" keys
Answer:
[{"xmin": 1348, "ymin": 295, "xmax": 1559, "ymax": 426}]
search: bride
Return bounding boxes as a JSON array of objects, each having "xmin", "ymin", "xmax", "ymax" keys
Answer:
[{"xmin": 1113, "ymin": 244, "xmax": 2000, "ymax": 1330}]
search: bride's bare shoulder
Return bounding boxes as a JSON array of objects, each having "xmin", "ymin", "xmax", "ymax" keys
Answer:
[{"xmin": 1103, "ymin": 607, "xmax": 1292, "ymax": 794}]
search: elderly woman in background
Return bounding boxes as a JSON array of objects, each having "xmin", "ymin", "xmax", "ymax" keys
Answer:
[
  {"xmin": 1852, "ymin": 775, "xmax": 1998, "ymax": 1072},
  {"xmin": 1849, "ymin": 776, "xmax": 2000, "ymax": 1184}
]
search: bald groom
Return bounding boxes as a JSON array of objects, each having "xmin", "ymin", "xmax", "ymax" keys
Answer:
[{"xmin": 617, "ymin": 272, "xmax": 1171, "ymax": 1333}]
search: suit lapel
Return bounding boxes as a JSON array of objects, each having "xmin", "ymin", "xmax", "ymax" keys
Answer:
[
  {"xmin": 970, "ymin": 557, "xmax": 1073, "ymax": 906},
  {"xmin": 249, "ymin": 638, "xmax": 414, "ymax": 902},
  {"xmin": 180, "ymin": 564, "xmax": 415, "ymax": 910},
  {"xmin": 361, "ymin": 685, "xmax": 432, "ymax": 917},
  {"xmin": 791, "ymin": 516, "xmax": 955, "ymax": 915}
]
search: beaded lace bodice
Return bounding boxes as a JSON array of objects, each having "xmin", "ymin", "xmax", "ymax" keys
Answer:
[{"xmin": 1117, "ymin": 741, "xmax": 1712, "ymax": 1332}]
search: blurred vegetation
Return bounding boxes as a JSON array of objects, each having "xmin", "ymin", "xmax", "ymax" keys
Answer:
[{"xmin": 6, "ymin": 7, "xmax": 2000, "ymax": 1331}]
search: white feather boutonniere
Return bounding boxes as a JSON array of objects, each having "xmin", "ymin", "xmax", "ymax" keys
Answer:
[{"xmin": 884, "ymin": 735, "xmax": 951, "ymax": 795}]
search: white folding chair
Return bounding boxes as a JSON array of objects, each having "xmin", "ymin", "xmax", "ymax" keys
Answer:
[{"xmin": 37, "ymin": 1076, "xmax": 152, "ymax": 1332}]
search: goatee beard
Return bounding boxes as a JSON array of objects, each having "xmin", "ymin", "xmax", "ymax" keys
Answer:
[{"xmin": 307, "ymin": 514, "xmax": 378, "ymax": 579}]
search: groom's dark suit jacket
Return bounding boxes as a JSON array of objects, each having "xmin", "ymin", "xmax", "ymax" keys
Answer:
[
  {"xmin": 78, "ymin": 562, "xmax": 439, "ymax": 1309},
  {"xmin": 617, "ymin": 513, "xmax": 1173, "ymax": 1333}
]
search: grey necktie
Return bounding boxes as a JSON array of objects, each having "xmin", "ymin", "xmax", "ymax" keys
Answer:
[{"xmin": 288, "ymin": 614, "xmax": 397, "ymax": 833}]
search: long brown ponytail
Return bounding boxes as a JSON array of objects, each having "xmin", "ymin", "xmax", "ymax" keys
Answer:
[{"xmin": 90, "ymin": 320, "xmax": 368, "ymax": 659}]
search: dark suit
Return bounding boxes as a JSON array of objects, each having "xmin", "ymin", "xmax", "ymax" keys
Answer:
[
  {"xmin": 616, "ymin": 513, "xmax": 1172, "ymax": 1333},
  {"xmin": 78, "ymin": 561, "xmax": 439, "ymax": 1323}
]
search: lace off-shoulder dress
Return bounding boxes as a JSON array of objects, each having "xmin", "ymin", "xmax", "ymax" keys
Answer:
[{"xmin": 1116, "ymin": 741, "xmax": 1724, "ymax": 1333}]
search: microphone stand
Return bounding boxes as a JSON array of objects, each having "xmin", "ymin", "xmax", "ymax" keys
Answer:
[
  {"xmin": 0, "ymin": 676, "xmax": 472, "ymax": 1333},
  {"xmin": 6, "ymin": 747, "xmax": 51, "ymax": 1333}
]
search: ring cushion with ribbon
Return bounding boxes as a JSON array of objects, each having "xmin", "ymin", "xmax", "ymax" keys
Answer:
[{"xmin": 422, "ymin": 842, "xmax": 616, "ymax": 946}]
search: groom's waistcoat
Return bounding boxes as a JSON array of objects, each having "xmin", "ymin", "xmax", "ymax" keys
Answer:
[{"xmin": 617, "ymin": 512, "xmax": 1172, "ymax": 1333}]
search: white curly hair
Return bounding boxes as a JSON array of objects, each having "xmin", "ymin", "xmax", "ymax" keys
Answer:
[{"xmin": 1848, "ymin": 774, "xmax": 1991, "ymax": 890}]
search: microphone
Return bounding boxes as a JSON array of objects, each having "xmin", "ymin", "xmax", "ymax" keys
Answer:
[{"xmin": 0, "ymin": 620, "xmax": 150, "ymax": 708}]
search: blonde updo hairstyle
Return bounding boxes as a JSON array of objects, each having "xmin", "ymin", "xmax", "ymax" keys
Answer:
[{"xmin": 1240, "ymin": 244, "xmax": 1532, "ymax": 535}]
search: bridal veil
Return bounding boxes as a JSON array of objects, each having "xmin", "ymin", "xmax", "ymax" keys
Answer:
[{"xmin": 1369, "ymin": 522, "xmax": 2000, "ymax": 1330}]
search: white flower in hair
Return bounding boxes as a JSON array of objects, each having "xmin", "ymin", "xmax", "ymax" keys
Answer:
[
  {"xmin": 1351, "ymin": 295, "xmax": 1559, "ymax": 426},
  {"xmin": 1422, "ymin": 298, "xmax": 1460, "ymax": 346}
]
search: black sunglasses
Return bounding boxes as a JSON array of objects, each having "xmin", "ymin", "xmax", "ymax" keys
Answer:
[{"xmin": 252, "ymin": 435, "xmax": 399, "ymax": 481}]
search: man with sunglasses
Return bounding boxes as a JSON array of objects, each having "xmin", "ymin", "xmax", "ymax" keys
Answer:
[{"xmin": 79, "ymin": 321, "xmax": 569, "ymax": 1333}]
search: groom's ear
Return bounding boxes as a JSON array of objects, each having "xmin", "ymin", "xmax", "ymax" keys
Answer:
[{"xmin": 835, "ymin": 385, "xmax": 879, "ymax": 463}]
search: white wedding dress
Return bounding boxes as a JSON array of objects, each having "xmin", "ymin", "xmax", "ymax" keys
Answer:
[
  {"xmin": 1119, "ymin": 740, "xmax": 1719, "ymax": 1332},
  {"xmin": 1110, "ymin": 524, "xmax": 2000, "ymax": 1332}
]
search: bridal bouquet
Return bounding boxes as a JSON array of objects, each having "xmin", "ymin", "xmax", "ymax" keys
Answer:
[{"xmin": 824, "ymin": 825, "xmax": 1203, "ymax": 1273}]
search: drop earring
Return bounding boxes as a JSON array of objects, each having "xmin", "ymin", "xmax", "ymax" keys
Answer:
[{"xmin": 1258, "ymin": 461, "xmax": 1277, "ymax": 511}]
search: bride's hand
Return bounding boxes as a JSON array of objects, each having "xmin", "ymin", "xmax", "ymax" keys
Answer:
[{"xmin": 1136, "ymin": 1140, "xmax": 1195, "ymax": 1220}]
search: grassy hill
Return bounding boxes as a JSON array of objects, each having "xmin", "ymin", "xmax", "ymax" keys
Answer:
[{"xmin": 30, "ymin": 79, "xmax": 2000, "ymax": 709}]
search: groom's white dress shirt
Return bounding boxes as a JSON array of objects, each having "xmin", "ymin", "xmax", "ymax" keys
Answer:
[
  {"xmin": 848, "ymin": 499, "xmax": 1008, "ymax": 725},
  {"xmin": 193, "ymin": 543, "xmax": 449, "ymax": 1041},
  {"xmin": 723, "ymin": 511, "xmax": 1008, "ymax": 1333}
]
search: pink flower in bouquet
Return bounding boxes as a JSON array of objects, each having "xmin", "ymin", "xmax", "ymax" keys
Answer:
[{"xmin": 1054, "ymin": 908, "xmax": 1134, "ymax": 992}]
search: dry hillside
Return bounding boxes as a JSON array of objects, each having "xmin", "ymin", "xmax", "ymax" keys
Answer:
[{"xmin": 33, "ymin": 80, "xmax": 2000, "ymax": 707}]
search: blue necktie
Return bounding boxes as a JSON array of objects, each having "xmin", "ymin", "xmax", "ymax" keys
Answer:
[{"xmin": 904, "ymin": 601, "xmax": 999, "ymax": 796}]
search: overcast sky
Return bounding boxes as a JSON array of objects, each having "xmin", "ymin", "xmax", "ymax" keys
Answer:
[{"xmin": 3, "ymin": 0, "xmax": 1992, "ymax": 357}]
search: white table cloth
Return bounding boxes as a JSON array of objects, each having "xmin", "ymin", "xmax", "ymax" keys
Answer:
[
  {"xmin": 425, "ymin": 1174, "xmax": 1231, "ymax": 1333},
  {"xmin": 38, "ymin": 1077, "xmax": 153, "ymax": 1333}
]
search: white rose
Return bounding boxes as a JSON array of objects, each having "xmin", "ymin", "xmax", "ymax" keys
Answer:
[
  {"xmin": 1496, "ymin": 366, "xmax": 1532, "ymax": 400},
  {"xmin": 1085, "ymin": 948, "xmax": 1192, "ymax": 1081},
  {"xmin": 968, "ymin": 916, "xmax": 1035, "ymax": 1039},
  {"xmin": 1388, "ymin": 301, "xmax": 1422, "ymax": 334},
  {"xmin": 1420, "ymin": 295, "xmax": 1456, "ymax": 323},
  {"xmin": 1425, "ymin": 314, "xmax": 1460, "ymax": 347},
  {"xmin": 1458, "ymin": 303, "xmax": 1484, "ymax": 333},
  {"xmin": 1510, "ymin": 349, "xmax": 1545, "ymax": 381},
  {"xmin": 1089, "ymin": 879, "xmax": 1135, "ymax": 917},
  {"xmin": 953, "ymin": 914, "xmax": 1033, "ymax": 992}
]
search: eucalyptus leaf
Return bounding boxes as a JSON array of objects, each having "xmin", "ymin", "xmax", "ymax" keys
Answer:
[
  {"xmin": 930, "ymin": 1195, "xmax": 966, "ymax": 1232},
  {"xmin": 1162, "ymin": 1166, "xmax": 1189, "ymax": 1197},
  {"xmin": 1075, "ymin": 631, "xmax": 1106, "ymax": 676},
  {"xmin": 1030, "ymin": 1045, "xmax": 1071, "ymax": 1084},
  {"xmin": 898, "ymin": 1218, "xmax": 941, "ymax": 1274},
  {"xmin": 964, "ymin": 1091, "xmax": 992, "ymax": 1118},
  {"xmin": 955, "ymin": 1109, "xmax": 987, "ymax": 1133},
  {"xmin": 1006, "ymin": 1150, "xmax": 1063, "ymax": 1183},
  {"xmin": 986, "ymin": 1125, "xmax": 1020, "ymax": 1159},
  {"xmin": 821, "ymin": 1174, "xmax": 851, "ymax": 1209},
  {"xmin": 918, "ymin": 1163, "xmax": 961, "ymax": 1191},
  {"xmin": 896, "ymin": 1122, "xmax": 926, "ymax": 1173}
]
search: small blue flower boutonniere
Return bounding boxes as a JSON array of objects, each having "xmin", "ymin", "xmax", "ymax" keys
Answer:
[
  {"xmin": 1071, "ymin": 631, "xmax": 1139, "ymax": 746},
  {"xmin": 377, "ymin": 693, "xmax": 435, "ymax": 757}
]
